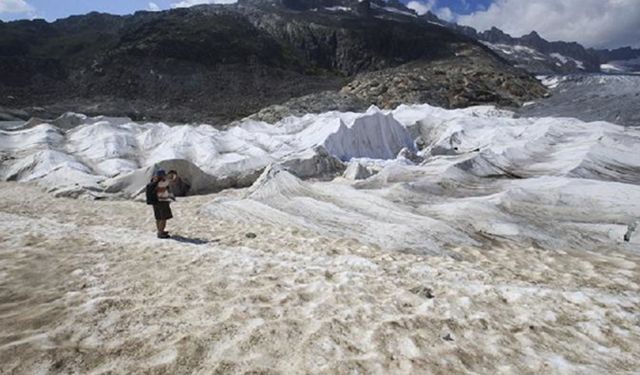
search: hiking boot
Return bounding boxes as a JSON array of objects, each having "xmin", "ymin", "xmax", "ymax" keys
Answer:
[{"xmin": 157, "ymin": 232, "xmax": 171, "ymax": 239}]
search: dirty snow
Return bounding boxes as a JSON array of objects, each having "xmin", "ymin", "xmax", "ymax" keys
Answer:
[
  {"xmin": 1, "ymin": 182, "xmax": 639, "ymax": 374},
  {"xmin": 1, "ymin": 102, "xmax": 640, "ymax": 373}
]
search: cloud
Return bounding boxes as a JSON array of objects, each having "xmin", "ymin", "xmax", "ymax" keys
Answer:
[
  {"xmin": 406, "ymin": 1, "xmax": 455, "ymax": 22},
  {"xmin": 457, "ymin": 0, "xmax": 640, "ymax": 49},
  {"xmin": 435, "ymin": 6, "xmax": 454, "ymax": 22},
  {"xmin": 148, "ymin": 2, "xmax": 161, "ymax": 11},
  {"xmin": 406, "ymin": 0, "xmax": 435, "ymax": 15},
  {"xmin": 171, "ymin": 0, "xmax": 237, "ymax": 8},
  {"xmin": 0, "ymin": 0, "xmax": 34, "ymax": 14}
]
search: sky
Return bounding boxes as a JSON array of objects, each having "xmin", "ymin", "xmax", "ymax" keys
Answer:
[{"xmin": 0, "ymin": 0, "xmax": 638, "ymax": 49}]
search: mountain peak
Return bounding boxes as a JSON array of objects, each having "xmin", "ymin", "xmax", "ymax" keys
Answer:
[
  {"xmin": 238, "ymin": 0, "xmax": 371, "ymax": 12},
  {"xmin": 478, "ymin": 27, "xmax": 513, "ymax": 44},
  {"xmin": 420, "ymin": 10, "xmax": 444, "ymax": 23},
  {"xmin": 524, "ymin": 30, "xmax": 543, "ymax": 40}
]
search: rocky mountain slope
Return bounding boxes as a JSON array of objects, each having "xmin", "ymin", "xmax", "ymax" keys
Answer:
[
  {"xmin": 424, "ymin": 13, "xmax": 599, "ymax": 75},
  {"xmin": 426, "ymin": 11, "xmax": 640, "ymax": 75},
  {"xmin": 595, "ymin": 46, "xmax": 640, "ymax": 62},
  {"xmin": 0, "ymin": 0, "xmax": 545, "ymax": 124},
  {"xmin": 478, "ymin": 29, "xmax": 601, "ymax": 74}
]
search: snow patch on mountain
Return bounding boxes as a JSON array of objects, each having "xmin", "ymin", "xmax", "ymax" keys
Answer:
[
  {"xmin": 549, "ymin": 53, "xmax": 585, "ymax": 70},
  {"xmin": 482, "ymin": 42, "xmax": 589, "ymax": 74},
  {"xmin": 483, "ymin": 43, "xmax": 545, "ymax": 60},
  {"xmin": 600, "ymin": 57, "xmax": 640, "ymax": 74},
  {"xmin": 324, "ymin": 6, "xmax": 351, "ymax": 12}
]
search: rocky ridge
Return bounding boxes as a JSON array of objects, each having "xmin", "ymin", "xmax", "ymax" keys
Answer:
[
  {"xmin": 425, "ymin": 14, "xmax": 599, "ymax": 74},
  {"xmin": 425, "ymin": 11, "xmax": 640, "ymax": 75}
]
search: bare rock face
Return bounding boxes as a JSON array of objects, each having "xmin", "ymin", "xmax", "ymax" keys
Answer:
[{"xmin": 247, "ymin": 91, "xmax": 368, "ymax": 124}]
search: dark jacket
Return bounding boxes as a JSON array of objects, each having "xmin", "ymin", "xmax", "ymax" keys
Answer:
[{"xmin": 145, "ymin": 180, "xmax": 159, "ymax": 205}]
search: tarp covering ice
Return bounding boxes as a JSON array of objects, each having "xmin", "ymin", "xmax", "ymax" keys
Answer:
[
  {"xmin": 202, "ymin": 104, "xmax": 640, "ymax": 254},
  {"xmin": 1, "ymin": 103, "xmax": 639, "ymax": 252},
  {"xmin": 0, "ymin": 107, "xmax": 414, "ymax": 198}
]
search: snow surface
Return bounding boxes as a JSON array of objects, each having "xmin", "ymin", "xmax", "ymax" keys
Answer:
[
  {"xmin": 538, "ymin": 75, "xmax": 567, "ymax": 89},
  {"xmin": 2, "ymin": 182, "xmax": 639, "ymax": 373}
]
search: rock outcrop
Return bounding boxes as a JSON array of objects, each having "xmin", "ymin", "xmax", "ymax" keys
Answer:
[
  {"xmin": 279, "ymin": 146, "xmax": 346, "ymax": 180},
  {"xmin": 343, "ymin": 47, "xmax": 546, "ymax": 109},
  {"xmin": 343, "ymin": 162, "xmax": 375, "ymax": 180}
]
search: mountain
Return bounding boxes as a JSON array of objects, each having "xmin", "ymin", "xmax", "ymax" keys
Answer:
[
  {"xmin": 0, "ymin": 0, "xmax": 546, "ymax": 124},
  {"xmin": 595, "ymin": 46, "xmax": 640, "ymax": 62},
  {"xmin": 422, "ymin": 13, "xmax": 601, "ymax": 75},
  {"xmin": 482, "ymin": 29, "xmax": 601, "ymax": 74},
  {"xmin": 594, "ymin": 46, "xmax": 640, "ymax": 73},
  {"xmin": 424, "ymin": 11, "xmax": 640, "ymax": 76}
]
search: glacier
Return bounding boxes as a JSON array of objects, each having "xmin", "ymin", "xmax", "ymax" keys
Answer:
[
  {"xmin": 1, "ymin": 103, "xmax": 639, "ymax": 253},
  {"xmin": 2, "ymin": 101, "xmax": 640, "ymax": 373}
]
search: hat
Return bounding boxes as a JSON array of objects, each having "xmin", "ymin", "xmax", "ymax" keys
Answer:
[{"xmin": 154, "ymin": 169, "xmax": 166, "ymax": 177}]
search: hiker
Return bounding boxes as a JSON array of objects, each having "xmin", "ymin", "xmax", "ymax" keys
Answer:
[
  {"xmin": 168, "ymin": 170, "xmax": 191, "ymax": 197},
  {"xmin": 146, "ymin": 169, "xmax": 175, "ymax": 239}
]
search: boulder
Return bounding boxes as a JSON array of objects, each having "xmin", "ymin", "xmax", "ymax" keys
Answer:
[
  {"xmin": 279, "ymin": 146, "xmax": 346, "ymax": 180},
  {"xmin": 397, "ymin": 147, "xmax": 424, "ymax": 164},
  {"xmin": 343, "ymin": 162, "xmax": 374, "ymax": 180}
]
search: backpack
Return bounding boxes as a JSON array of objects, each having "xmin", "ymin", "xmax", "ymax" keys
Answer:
[{"xmin": 145, "ymin": 180, "xmax": 159, "ymax": 205}]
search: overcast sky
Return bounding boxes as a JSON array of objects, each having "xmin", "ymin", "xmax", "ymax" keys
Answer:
[{"xmin": 0, "ymin": 0, "xmax": 638, "ymax": 49}]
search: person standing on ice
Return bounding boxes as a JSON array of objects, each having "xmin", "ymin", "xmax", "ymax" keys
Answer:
[
  {"xmin": 624, "ymin": 221, "xmax": 638, "ymax": 242},
  {"xmin": 167, "ymin": 169, "xmax": 191, "ymax": 197},
  {"xmin": 146, "ymin": 169, "xmax": 176, "ymax": 239}
]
